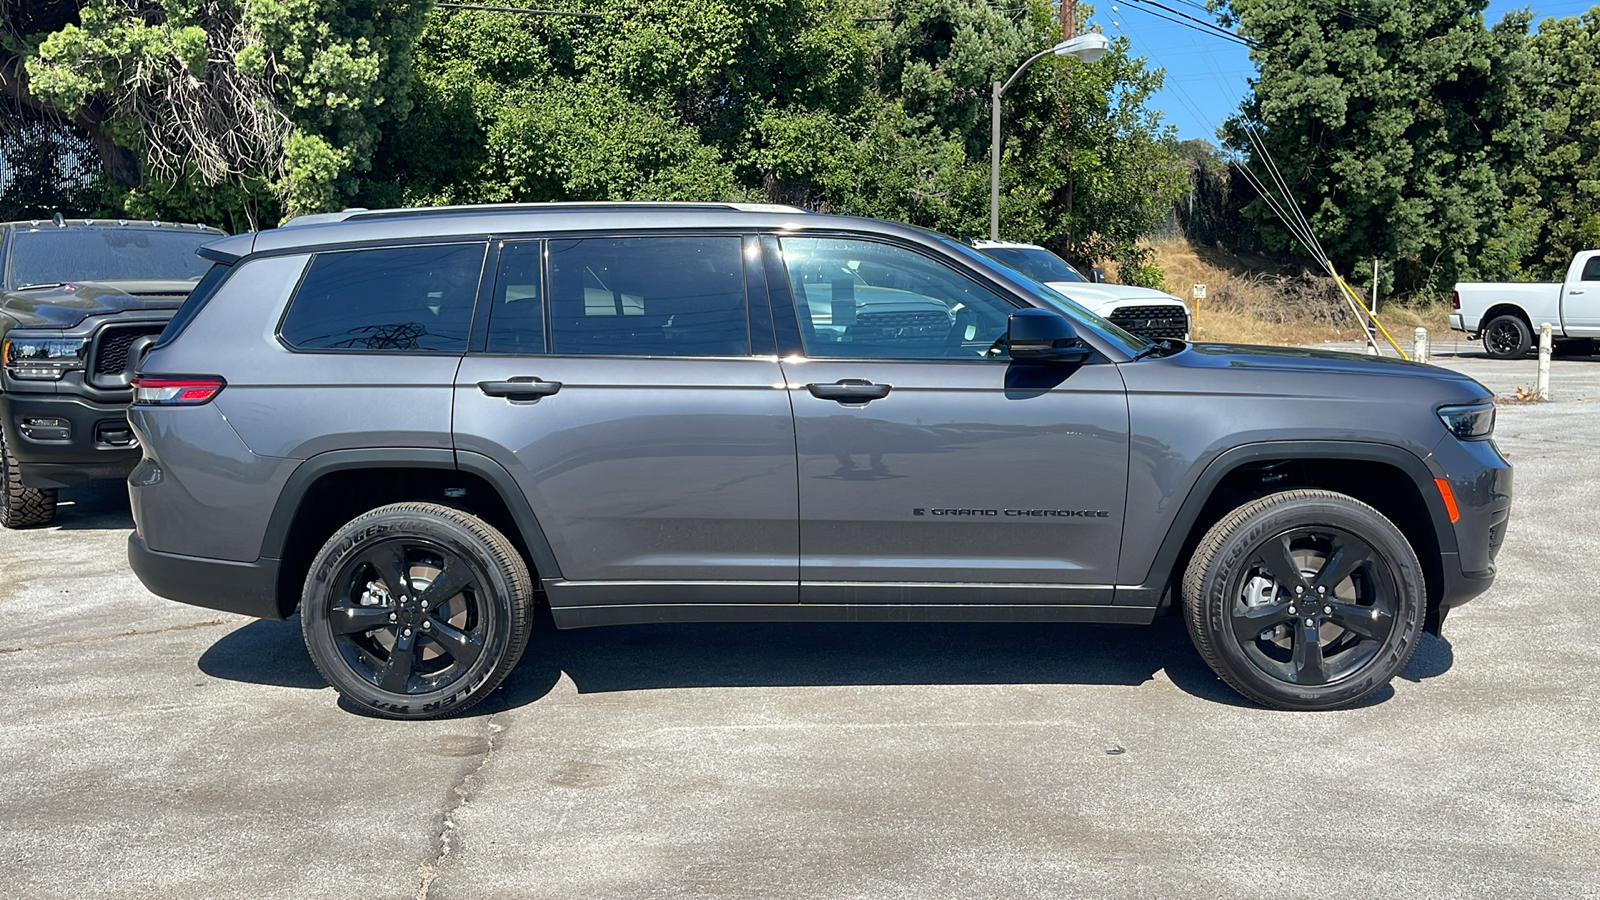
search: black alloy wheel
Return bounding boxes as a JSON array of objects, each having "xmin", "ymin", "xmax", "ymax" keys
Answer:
[
  {"xmin": 1483, "ymin": 314, "xmax": 1531, "ymax": 360},
  {"xmin": 1224, "ymin": 526, "xmax": 1396, "ymax": 687},
  {"xmin": 1184, "ymin": 490, "xmax": 1424, "ymax": 710},
  {"xmin": 301, "ymin": 503, "xmax": 533, "ymax": 719}
]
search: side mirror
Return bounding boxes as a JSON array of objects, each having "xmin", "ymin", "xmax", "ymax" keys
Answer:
[{"xmin": 1007, "ymin": 308, "xmax": 1092, "ymax": 363}]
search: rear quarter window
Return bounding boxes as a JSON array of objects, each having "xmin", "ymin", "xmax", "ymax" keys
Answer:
[{"xmin": 279, "ymin": 243, "xmax": 487, "ymax": 354}]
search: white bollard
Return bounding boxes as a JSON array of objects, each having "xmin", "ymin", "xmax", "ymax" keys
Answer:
[
  {"xmin": 1413, "ymin": 327, "xmax": 1429, "ymax": 364},
  {"xmin": 1538, "ymin": 322, "xmax": 1553, "ymax": 401}
]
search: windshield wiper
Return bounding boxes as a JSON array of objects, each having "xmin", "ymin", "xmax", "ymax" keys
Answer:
[{"xmin": 1130, "ymin": 338, "xmax": 1182, "ymax": 361}]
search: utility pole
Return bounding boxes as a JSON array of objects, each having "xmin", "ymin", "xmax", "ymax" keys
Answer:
[{"xmin": 1062, "ymin": 0, "xmax": 1075, "ymax": 38}]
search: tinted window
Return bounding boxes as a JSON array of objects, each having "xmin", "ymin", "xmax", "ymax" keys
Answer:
[
  {"xmin": 547, "ymin": 236, "xmax": 749, "ymax": 356},
  {"xmin": 778, "ymin": 237, "xmax": 1019, "ymax": 360},
  {"xmin": 1582, "ymin": 256, "xmax": 1600, "ymax": 282},
  {"xmin": 281, "ymin": 243, "xmax": 485, "ymax": 353},
  {"xmin": 486, "ymin": 241, "xmax": 545, "ymax": 354},
  {"xmin": 978, "ymin": 246, "xmax": 1086, "ymax": 283},
  {"xmin": 9, "ymin": 227, "xmax": 216, "ymax": 287}
]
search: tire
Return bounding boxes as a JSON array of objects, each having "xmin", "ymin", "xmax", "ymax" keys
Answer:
[
  {"xmin": 1182, "ymin": 490, "xmax": 1425, "ymax": 711},
  {"xmin": 1482, "ymin": 314, "xmax": 1532, "ymax": 360},
  {"xmin": 0, "ymin": 428, "xmax": 58, "ymax": 528},
  {"xmin": 300, "ymin": 502, "xmax": 533, "ymax": 719}
]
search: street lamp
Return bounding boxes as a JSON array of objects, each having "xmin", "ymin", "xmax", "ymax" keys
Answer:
[{"xmin": 989, "ymin": 32, "xmax": 1111, "ymax": 240}]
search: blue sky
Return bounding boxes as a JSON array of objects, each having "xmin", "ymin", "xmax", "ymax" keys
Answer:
[{"xmin": 1087, "ymin": 0, "xmax": 1600, "ymax": 142}]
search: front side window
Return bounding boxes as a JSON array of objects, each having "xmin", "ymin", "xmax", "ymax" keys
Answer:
[
  {"xmin": 547, "ymin": 236, "xmax": 749, "ymax": 356},
  {"xmin": 1582, "ymin": 255, "xmax": 1600, "ymax": 282},
  {"xmin": 280, "ymin": 243, "xmax": 486, "ymax": 353},
  {"xmin": 778, "ymin": 236, "xmax": 1019, "ymax": 360}
]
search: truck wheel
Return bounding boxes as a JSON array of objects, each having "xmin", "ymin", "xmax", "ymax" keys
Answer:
[
  {"xmin": 1182, "ymin": 490, "xmax": 1424, "ymax": 711},
  {"xmin": 1483, "ymin": 314, "xmax": 1531, "ymax": 359},
  {"xmin": 0, "ymin": 430, "xmax": 58, "ymax": 528},
  {"xmin": 300, "ymin": 502, "xmax": 533, "ymax": 719}
]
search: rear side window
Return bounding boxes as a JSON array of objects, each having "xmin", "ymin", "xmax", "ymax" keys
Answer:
[
  {"xmin": 546, "ymin": 236, "xmax": 749, "ymax": 356},
  {"xmin": 485, "ymin": 241, "xmax": 545, "ymax": 354},
  {"xmin": 280, "ymin": 243, "xmax": 486, "ymax": 353}
]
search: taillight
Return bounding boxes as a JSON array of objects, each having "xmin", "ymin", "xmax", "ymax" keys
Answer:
[
  {"xmin": 1451, "ymin": 290, "xmax": 1460, "ymax": 310},
  {"xmin": 132, "ymin": 375, "xmax": 225, "ymax": 405}
]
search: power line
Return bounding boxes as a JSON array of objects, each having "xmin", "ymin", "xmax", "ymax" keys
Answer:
[{"xmin": 1114, "ymin": 1, "xmax": 1260, "ymax": 48}]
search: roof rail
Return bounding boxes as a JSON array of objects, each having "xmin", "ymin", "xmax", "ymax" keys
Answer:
[{"xmin": 277, "ymin": 201, "xmax": 808, "ymax": 228}]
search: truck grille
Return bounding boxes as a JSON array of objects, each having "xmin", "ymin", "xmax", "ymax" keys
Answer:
[
  {"xmin": 854, "ymin": 310, "xmax": 949, "ymax": 342},
  {"xmin": 91, "ymin": 325, "xmax": 166, "ymax": 385},
  {"xmin": 1107, "ymin": 305, "xmax": 1189, "ymax": 340}
]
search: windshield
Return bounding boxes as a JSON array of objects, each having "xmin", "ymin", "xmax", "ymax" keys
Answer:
[
  {"xmin": 8, "ymin": 228, "xmax": 216, "ymax": 288},
  {"xmin": 976, "ymin": 246, "xmax": 1087, "ymax": 283},
  {"xmin": 934, "ymin": 237, "xmax": 1151, "ymax": 356}
]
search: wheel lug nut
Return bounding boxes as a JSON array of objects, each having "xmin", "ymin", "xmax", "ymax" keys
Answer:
[
  {"xmin": 1288, "ymin": 606, "xmax": 1297, "ymax": 615},
  {"xmin": 388, "ymin": 612, "xmax": 397, "ymax": 622},
  {"xmin": 1295, "ymin": 586, "xmax": 1304, "ymax": 594},
  {"xmin": 421, "ymin": 600, "xmax": 429, "ymax": 609},
  {"xmin": 1317, "ymin": 586, "xmax": 1326, "ymax": 594},
  {"xmin": 1323, "ymin": 605, "xmax": 1331, "ymax": 614},
  {"xmin": 422, "ymin": 621, "xmax": 431, "ymax": 630},
  {"xmin": 1305, "ymin": 618, "xmax": 1314, "ymax": 626},
  {"xmin": 403, "ymin": 628, "xmax": 412, "ymax": 637}
]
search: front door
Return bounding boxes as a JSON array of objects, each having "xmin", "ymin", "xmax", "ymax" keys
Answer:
[
  {"xmin": 453, "ymin": 235, "xmax": 799, "ymax": 607},
  {"xmin": 1561, "ymin": 251, "xmax": 1600, "ymax": 336},
  {"xmin": 769, "ymin": 235, "xmax": 1130, "ymax": 605}
]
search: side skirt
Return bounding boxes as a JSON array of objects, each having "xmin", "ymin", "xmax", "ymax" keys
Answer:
[{"xmin": 549, "ymin": 602, "xmax": 1155, "ymax": 629}]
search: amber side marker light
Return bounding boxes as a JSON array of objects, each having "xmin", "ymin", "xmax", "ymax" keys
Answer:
[{"xmin": 1435, "ymin": 478, "xmax": 1460, "ymax": 523}]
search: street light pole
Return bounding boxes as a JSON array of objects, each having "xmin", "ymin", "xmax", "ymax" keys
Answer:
[{"xmin": 988, "ymin": 32, "xmax": 1111, "ymax": 241}]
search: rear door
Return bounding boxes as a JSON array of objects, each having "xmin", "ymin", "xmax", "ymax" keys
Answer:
[
  {"xmin": 452, "ymin": 234, "xmax": 799, "ymax": 606},
  {"xmin": 1561, "ymin": 251, "xmax": 1600, "ymax": 336}
]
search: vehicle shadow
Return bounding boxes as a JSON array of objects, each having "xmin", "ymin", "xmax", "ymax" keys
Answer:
[
  {"xmin": 51, "ymin": 480, "xmax": 135, "ymax": 531},
  {"xmin": 198, "ymin": 610, "xmax": 1460, "ymax": 714}
]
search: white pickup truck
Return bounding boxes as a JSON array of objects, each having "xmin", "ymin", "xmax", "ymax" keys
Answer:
[
  {"xmin": 970, "ymin": 240, "xmax": 1191, "ymax": 341},
  {"xmin": 1452, "ymin": 250, "xmax": 1600, "ymax": 359}
]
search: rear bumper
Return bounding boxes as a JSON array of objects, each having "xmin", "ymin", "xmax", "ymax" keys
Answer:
[
  {"xmin": 1, "ymin": 392, "xmax": 140, "ymax": 488},
  {"xmin": 128, "ymin": 532, "xmax": 284, "ymax": 619}
]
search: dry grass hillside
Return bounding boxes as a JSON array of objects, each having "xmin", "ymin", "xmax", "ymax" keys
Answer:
[{"xmin": 1110, "ymin": 239, "xmax": 1451, "ymax": 348}]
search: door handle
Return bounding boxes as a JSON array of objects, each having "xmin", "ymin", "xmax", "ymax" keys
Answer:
[
  {"xmin": 1570, "ymin": 289, "xmax": 1587, "ymax": 295},
  {"xmin": 806, "ymin": 380, "xmax": 891, "ymax": 402},
  {"xmin": 478, "ymin": 377, "xmax": 561, "ymax": 400}
]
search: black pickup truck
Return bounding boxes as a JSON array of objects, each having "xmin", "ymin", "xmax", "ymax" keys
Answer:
[{"xmin": 0, "ymin": 217, "xmax": 224, "ymax": 527}]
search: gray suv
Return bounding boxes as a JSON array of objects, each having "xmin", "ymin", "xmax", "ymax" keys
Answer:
[{"xmin": 125, "ymin": 203, "xmax": 1511, "ymax": 717}]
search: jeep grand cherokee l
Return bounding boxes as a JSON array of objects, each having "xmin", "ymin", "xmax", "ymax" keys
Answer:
[
  {"xmin": 0, "ymin": 217, "xmax": 225, "ymax": 526},
  {"xmin": 125, "ymin": 203, "xmax": 1511, "ymax": 717}
]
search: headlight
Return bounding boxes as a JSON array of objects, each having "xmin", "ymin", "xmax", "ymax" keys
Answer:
[
  {"xmin": 2, "ymin": 336, "xmax": 87, "ymax": 380},
  {"xmin": 1438, "ymin": 403, "xmax": 1495, "ymax": 440}
]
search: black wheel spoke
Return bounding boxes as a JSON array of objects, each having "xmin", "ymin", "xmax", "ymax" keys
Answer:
[
  {"xmin": 1290, "ymin": 618, "xmax": 1328, "ymax": 685},
  {"xmin": 1257, "ymin": 534, "xmax": 1308, "ymax": 591},
  {"xmin": 378, "ymin": 630, "xmax": 419, "ymax": 693},
  {"xmin": 1325, "ymin": 600, "xmax": 1393, "ymax": 641},
  {"xmin": 1231, "ymin": 601, "xmax": 1290, "ymax": 644},
  {"xmin": 363, "ymin": 541, "xmax": 412, "ymax": 597},
  {"xmin": 428, "ymin": 617, "xmax": 483, "ymax": 667},
  {"xmin": 418, "ymin": 563, "xmax": 472, "ymax": 608},
  {"xmin": 330, "ymin": 603, "xmax": 394, "ymax": 636},
  {"xmin": 1312, "ymin": 534, "xmax": 1373, "ymax": 592}
]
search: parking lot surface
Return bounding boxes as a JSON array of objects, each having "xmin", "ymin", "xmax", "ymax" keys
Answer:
[{"xmin": 3, "ymin": 346, "xmax": 1597, "ymax": 899}]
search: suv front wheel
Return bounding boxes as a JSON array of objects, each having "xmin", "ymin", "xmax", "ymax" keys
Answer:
[
  {"xmin": 1183, "ymin": 490, "xmax": 1425, "ymax": 710},
  {"xmin": 300, "ymin": 502, "xmax": 534, "ymax": 719}
]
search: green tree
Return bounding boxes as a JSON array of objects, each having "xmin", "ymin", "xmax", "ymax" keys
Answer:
[
  {"xmin": 1220, "ymin": 0, "xmax": 1546, "ymax": 293},
  {"xmin": 1528, "ymin": 8, "xmax": 1600, "ymax": 277},
  {"xmin": 14, "ymin": 0, "xmax": 429, "ymax": 226}
]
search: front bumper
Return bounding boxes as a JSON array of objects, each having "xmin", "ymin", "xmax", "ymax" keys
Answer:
[
  {"xmin": 1, "ymin": 392, "xmax": 141, "ymax": 488},
  {"xmin": 1429, "ymin": 432, "xmax": 1512, "ymax": 631},
  {"xmin": 128, "ymin": 532, "xmax": 283, "ymax": 619}
]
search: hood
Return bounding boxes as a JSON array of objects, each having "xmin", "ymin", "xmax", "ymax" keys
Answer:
[
  {"xmin": 1, "ymin": 280, "xmax": 193, "ymax": 329},
  {"xmin": 1173, "ymin": 341, "xmax": 1483, "ymax": 384},
  {"xmin": 1043, "ymin": 281, "xmax": 1187, "ymax": 314}
]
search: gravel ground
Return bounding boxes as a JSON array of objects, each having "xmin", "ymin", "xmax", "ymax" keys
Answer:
[{"xmin": 2, "ymin": 346, "xmax": 1596, "ymax": 899}]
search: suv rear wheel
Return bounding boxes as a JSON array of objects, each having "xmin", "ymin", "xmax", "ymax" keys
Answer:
[
  {"xmin": 300, "ymin": 502, "xmax": 533, "ymax": 719},
  {"xmin": 0, "ymin": 430, "xmax": 58, "ymax": 528},
  {"xmin": 1182, "ymin": 490, "xmax": 1424, "ymax": 710}
]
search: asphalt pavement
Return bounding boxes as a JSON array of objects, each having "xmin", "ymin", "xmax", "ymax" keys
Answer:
[{"xmin": 3, "ymin": 344, "xmax": 1597, "ymax": 899}]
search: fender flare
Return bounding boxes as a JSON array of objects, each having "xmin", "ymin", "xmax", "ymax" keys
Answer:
[
  {"xmin": 258, "ymin": 447, "xmax": 563, "ymax": 580},
  {"xmin": 1120, "ymin": 440, "xmax": 1454, "ymax": 607}
]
